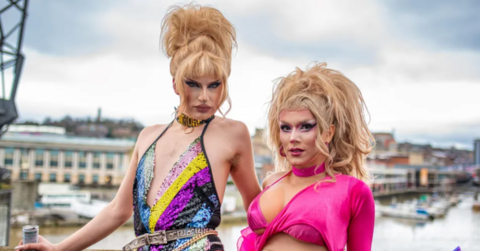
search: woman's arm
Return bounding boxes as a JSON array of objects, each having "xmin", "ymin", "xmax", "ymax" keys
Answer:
[
  {"xmin": 54, "ymin": 145, "xmax": 139, "ymax": 251},
  {"xmin": 346, "ymin": 180, "xmax": 375, "ymax": 251},
  {"xmin": 229, "ymin": 122, "xmax": 262, "ymax": 211},
  {"xmin": 16, "ymin": 127, "xmax": 156, "ymax": 251}
]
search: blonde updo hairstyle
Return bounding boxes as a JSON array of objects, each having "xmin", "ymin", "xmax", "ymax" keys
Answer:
[
  {"xmin": 267, "ymin": 63, "xmax": 374, "ymax": 183},
  {"xmin": 161, "ymin": 4, "xmax": 236, "ymax": 116}
]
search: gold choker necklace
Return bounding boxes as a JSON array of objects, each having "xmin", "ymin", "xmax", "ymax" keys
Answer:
[{"xmin": 176, "ymin": 113, "xmax": 214, "ymax": 128}]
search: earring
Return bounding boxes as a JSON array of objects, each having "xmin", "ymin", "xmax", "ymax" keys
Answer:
[{"xmin": 279, "ymin": 146, "xmax": 286, "ymax": 157}]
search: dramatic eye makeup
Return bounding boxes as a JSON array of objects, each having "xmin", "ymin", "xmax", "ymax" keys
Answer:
[
  {"xmin": 279, "ymin": 121, "xmax": 317, "ymax": 132},
  {"xmin": 280, "ymin": 124, "xmax": 292, "ymax": 132},
  {"xmin": 184, "ymin": 79, "xmax": 221, "ymax": 89},
  {"xmin": 208, "ymin": 81, "xmax": 221, "ymax": 89},
  {"xmin": 299, "ymin": 122, "xmax": 317, "ymax": 131},
  {"xmin": 185, "ymin": 80, "xmax": 200, "ymax": 88}
]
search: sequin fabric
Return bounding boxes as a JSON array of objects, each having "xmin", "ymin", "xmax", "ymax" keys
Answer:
[
  {"xmin": 154, "ymin": 139, "xmax": 203, "ymax": 204},
  {"xmin": 132, "ymin": 121, "xmax": 223, "ymax": 251}
]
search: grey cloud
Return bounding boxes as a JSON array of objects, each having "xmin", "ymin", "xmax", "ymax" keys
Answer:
[
  {"xmin": 19, "ymin": 0, "xmax": 118, "ymax": 55},
  {"xmin": 383, "ymin": 0, "xmax": 480, "ymax": 51},
  {"xmin": 231, "ymin": 14, "xmax": 378, "ymax": 66},
  {"xmin": 396, "ymin": 121, "xmax": 480, "ymax": 150}
]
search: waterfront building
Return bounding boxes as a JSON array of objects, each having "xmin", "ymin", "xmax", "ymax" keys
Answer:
[
  {"xmin": 474, "ymin": 139, "xmax": 480, "ymax": 166},
  {"xmin": 371, "ymin": 132, "xmax": 397, "ymax": 154},
  {"xmin": 252, "ymin": 128, "xmax": 274, "ymax": 183},
  {"xmin": 395, "ymin": 165, "xmax": 457, "ymax": 193},
  {"xmin": 0, "ymin": 125, "xmax": 134, "ymax": 186},
  {"xmin": 369, "ymin": 165, "xmax": 415, "ymax": 196}
]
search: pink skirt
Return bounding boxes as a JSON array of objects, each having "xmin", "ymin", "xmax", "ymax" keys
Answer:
[{"xmin": 237, "ymin": 227, "xmax": 257, "ymax": 251}]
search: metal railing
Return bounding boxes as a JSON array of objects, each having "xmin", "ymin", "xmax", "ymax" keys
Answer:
[{"xmin": 0, "ymin": 189, "xmax": 12, "ymax": 247}]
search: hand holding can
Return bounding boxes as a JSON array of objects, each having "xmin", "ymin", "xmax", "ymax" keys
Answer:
[
  {"xmin": 15, "ymin": 235, "xmax": 58, "ymax": 251},
  {"xmin": 22, "ymin": 225, "xmax": 39, "ymax": 251}
]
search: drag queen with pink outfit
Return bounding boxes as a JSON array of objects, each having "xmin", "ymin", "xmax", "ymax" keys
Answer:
[{"xmin": 238, "ymin": 63, "xmax": 376, "ymax": 251}]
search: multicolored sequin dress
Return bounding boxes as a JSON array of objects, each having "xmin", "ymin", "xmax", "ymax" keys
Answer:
[{"xmin": 133, "ymin": 118, "xmax": 223, "ymax": 251}]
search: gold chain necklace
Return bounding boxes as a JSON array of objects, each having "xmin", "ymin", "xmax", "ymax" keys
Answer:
[{"xmin": 172, "ymin": 230, "xmax": 218, "ymax": 251}]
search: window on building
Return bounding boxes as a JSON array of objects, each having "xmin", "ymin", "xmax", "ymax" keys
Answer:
[
  {"xmin": 78, "ymin": 152, "xmax": 86, "ymax": 169},
  {"xmin": 49, "ymin": 173, "xmax": 57, "ymax": 182},
  {"xmin": 92, "ymin": 174, "xmax": 99, "ymax": 184},
  {"xmin": 64, "ymin": 151, "xmax": 73, "ymax": 168},
  {"xmin": 20, "ymin": 148, "xmax": 29, "ymax": 167},
  {"xmin": 34, "ymin": 173, "xmax": 42, "ymax": 181},
  {"xmin": 4, "ymin": 148, "xmax": 14, "ymax": 165},
  {"xmin": 20, "ymin": 171, "xmax": 28, "ymax": 180},
  {"xmin": 118, "ymin": 153, "xmax": 124, "ymax": 171},
  {"xmin": 78, "ymin": 174, "xmax": 85, "ymax": 184},
  {"xmin": 50, "ymin": 150, "xmax": 59, "ymax": 168},
  {"xmin": 35, "ymin": 149, "xmax": 44, "ymax": 167},
  {"xmin": 106, "ymin": 153, "xmax": 115, "ymax": 170},
  {"xmin": 105, "ymin": 175, "xmax": 112, "ymax": 185},
  {"xmin": 93, "ymin": 152, "xmax": 101, "ymax": 169},
  {"xmin": 64, "ymin": 173, "xmax": 71, "ymax": 183}
]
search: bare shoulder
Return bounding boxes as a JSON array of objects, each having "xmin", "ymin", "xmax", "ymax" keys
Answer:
[
  {"xmin": 138, "ymin": 124, "xmax": 168, "ymax": 141},
  {"xmin": 262, "ymin": 171, "xmax": 289, "ymax": 189},
  {"xmin": 211, "ymin": 116, "xmax": 250, "ymax": 139},
  {"xmin": 211, "ymin": 116, "xmax": 248, "ymax": 131}
]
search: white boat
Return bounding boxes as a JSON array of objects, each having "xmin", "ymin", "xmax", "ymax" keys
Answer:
[
  {"xmin": 449, "ymin": 196, "xmax": 459, "ymax": 206},
  {"xmin": 40, "ymin": 191, "xmax": 91, "ymax": 210},
  {"xmin": 70, "ymin": 199, "xmax": 109, "ymax": 218},
  {"xmin": 38, "ymin": 184, "xmax": 109, "ymax": 219},
  {"xmin": 426, "ymin": 201, "xmax": 449, "ymax": 218},
  {"xmin": 377, "ymin": 203, "xmax": 429, "ymax": 220}
]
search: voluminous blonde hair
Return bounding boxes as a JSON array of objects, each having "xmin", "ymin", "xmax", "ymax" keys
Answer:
[
  {"xmin": 161, "ymin": 4, "xmax": 236, "ymax": 116},
  {"xmin": 267, "ymin": 62, "xmax": 374, "ymax": 182}
]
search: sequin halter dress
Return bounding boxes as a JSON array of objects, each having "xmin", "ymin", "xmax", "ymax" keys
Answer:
[{"xmin": 133, "ymin": 117, "xmax": 223, "ymax": 251}]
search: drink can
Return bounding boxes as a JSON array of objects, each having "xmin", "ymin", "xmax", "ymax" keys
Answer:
[{"xmin": 22, "ymin": 225, "xmax": 39, "ymax": 251}]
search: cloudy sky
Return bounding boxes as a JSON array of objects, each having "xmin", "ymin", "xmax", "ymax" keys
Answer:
[{"xmin": 4, "ymin": 0, "xmax": 480, "ymax": 149}]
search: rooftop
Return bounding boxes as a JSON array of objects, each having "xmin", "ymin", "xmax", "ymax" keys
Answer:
[{"xmin": 1, "ymin": 132, "xmax": 135, "ymax": 148}]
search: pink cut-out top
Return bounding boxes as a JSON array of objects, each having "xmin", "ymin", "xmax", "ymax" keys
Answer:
[{"xmin": 238, "ymin": 172, "xmax": 375, "ymax": 251}]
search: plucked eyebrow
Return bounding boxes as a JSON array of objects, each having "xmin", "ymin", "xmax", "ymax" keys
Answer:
[
  {"xmin": 279, "ymin": 119, "xmax": 316, "ymax": 125},
  {"xmin": 185, "ymin": 79, "xmax": 221, "ymax": 85}
]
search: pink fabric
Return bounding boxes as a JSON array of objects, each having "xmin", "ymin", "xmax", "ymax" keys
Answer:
[
  {"xmin": 292, "ymin": 162, "xmax": 325, "ymax": 177},
  {"xmin": 237, "ymin": 172, "xmax": 375, "ymax": 251}
]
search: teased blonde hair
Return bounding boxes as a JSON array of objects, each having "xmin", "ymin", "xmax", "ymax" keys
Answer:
[
  {"xmin": 161, "ymin": 4, "xmax": 236, "ymax": 116},
  {"xmin": 267, "ymin": 62, "xmax": 374, "ymax": 182}
]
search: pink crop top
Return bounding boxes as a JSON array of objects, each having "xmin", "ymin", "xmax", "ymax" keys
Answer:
[
  {"xmin": 239, "ymin": 172, "xmax": 375, "ymax": 251},
  {"xmin": 247, "ymin": 172, "xmax": 326, "ymax": 246}
]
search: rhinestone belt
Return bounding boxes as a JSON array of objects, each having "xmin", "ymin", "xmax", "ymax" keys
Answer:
[{"xmin": 123, "ymin": 228, "xmax": 215, "ymax": 251}]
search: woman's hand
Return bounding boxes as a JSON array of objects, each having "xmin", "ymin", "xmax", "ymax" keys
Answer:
[{"xmin": 15, "ymin": 235, "xmax": 59, "ymax": 251}]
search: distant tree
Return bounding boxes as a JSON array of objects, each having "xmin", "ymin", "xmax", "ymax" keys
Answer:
[
  {"xmin": 106, "ymin": 128, "xmax": 113, "ymax": 138},
  {"xmin": 43, "ymin": 117, "xmax": 53, "ymax": 125},
  {"xmin": 20, "ymin": 120, "xmax": 40, "ymax": 125},
  {"xmin": 14, "ymin": 114, "xmax": 144, "ymax": 138}
]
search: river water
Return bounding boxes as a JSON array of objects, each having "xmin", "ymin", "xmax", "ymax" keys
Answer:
[{"xmin": 9, "ymin": 195, "xmax": 480, "ymax": 251}]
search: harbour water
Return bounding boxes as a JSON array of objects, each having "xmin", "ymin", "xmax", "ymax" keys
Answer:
[{"xmin": 9, "ymin": 196, "xmax": 480, "ymax": 251}]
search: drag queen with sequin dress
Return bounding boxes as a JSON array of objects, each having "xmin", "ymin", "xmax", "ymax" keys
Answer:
[{"xmin": 16, "ymin": 4, "xmax": 261, "ymax": 251}]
